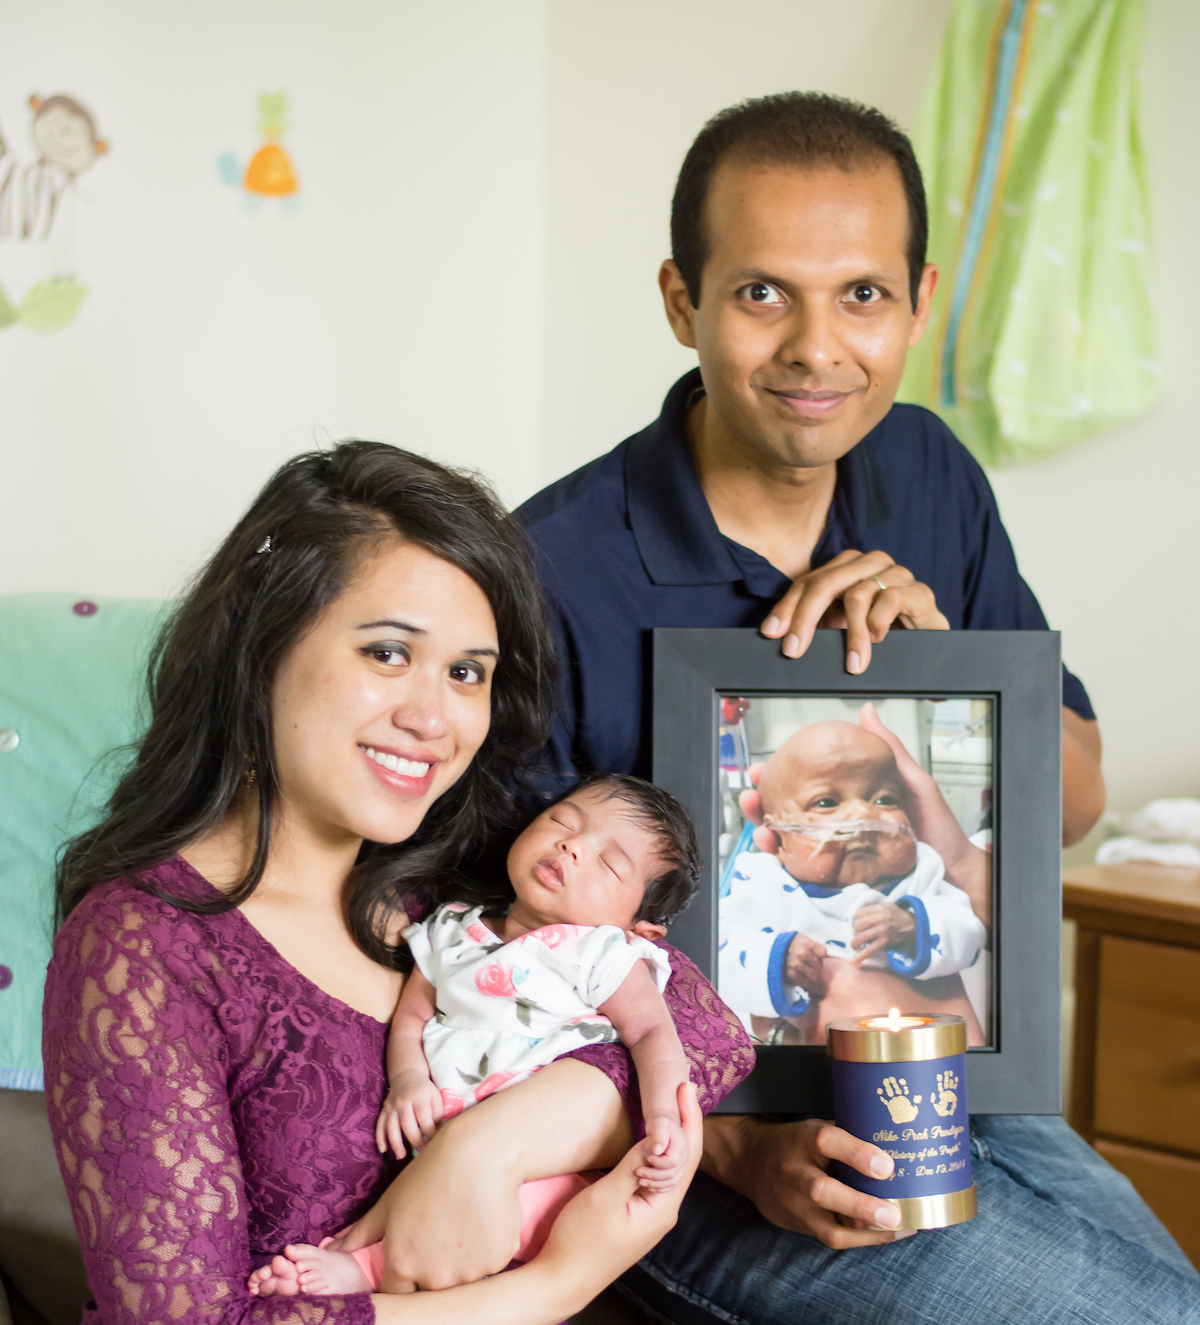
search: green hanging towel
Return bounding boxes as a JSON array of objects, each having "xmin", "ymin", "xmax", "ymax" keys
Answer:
[{"xmin": 900, "ymin": 0, "xmax": 1160, "ymax": 468}]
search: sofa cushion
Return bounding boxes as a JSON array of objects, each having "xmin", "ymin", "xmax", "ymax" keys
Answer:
[{"xmin": 0, "ymin": 595, "xmax": 168, "ymax": 1088}]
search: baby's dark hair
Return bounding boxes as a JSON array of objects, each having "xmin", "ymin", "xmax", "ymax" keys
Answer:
[{"xmin": 565, "ymin": 773, "xmax": 700, "ymax": 927}]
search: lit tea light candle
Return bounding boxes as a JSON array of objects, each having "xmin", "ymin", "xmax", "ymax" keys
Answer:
[
  {"xmin": 826, "ymin": 1012, "xmax": 975, "ymax": 1230},
  {"xmin": 860, "ymin": 1007, "xmax": 933, "ymax": 1032}
]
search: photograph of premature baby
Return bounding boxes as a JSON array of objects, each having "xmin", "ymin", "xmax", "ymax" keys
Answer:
[{"xmin": 717, "ymin": 695, "xmax": 992, "ymax": 1048}]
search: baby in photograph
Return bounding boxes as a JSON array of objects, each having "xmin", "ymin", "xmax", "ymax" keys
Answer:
[
  {"xmin": 719, "ymin": 721, "xmax": 986, "ymax": 1027},
  {"xmin": 250, "ymin": 773, "xmax": 701, "ymax": 1298}
]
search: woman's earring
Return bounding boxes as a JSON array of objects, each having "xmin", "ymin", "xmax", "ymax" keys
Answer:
[{"xmin": 244, "ymin": 752, "xmax": 257, "ymax": 787}]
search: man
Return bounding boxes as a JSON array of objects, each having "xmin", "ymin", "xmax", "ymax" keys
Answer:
[{"xmin": 518, "ymin": 94, "xmax": 1195, "ymax": 1323}]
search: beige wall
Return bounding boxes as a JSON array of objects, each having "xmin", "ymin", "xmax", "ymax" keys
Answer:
[
  {"xmin": 0, "ymin": 0, "xmax": 548, "ymax": 597},
  {"xmin": 3, "ymin": 0, "xmax": 1195, "ymax": 825}
]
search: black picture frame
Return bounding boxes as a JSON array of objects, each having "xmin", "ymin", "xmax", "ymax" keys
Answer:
[{"xmin": 653, "ymin": 628, "xmax": 1062, "ymax": 1116}]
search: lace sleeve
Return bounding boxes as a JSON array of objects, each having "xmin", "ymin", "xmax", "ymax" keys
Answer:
[
  {"xmin": 565, "ymin": 943, "xmax": 755, "ymax": 1135},
  {"xmin": 42, "ymin": 894, "xmax": 375, "ymax": 1325}
]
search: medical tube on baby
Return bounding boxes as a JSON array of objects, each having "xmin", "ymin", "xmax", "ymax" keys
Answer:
[{"xmin": 826, "ymin": 1012, "xmax": 975, "ymax": 1230}]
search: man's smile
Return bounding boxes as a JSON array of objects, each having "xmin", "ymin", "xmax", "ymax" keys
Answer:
[{"xmin": 765, "ymin": 387, "xmax": 854, "ymax": 420}]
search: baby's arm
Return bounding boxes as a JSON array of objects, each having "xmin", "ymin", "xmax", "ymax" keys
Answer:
[
  {"xmin": 598, "ymin": 961, "xmax": 690, "ymax": 1193},
  {"xmin": 376, "ymin": 968, "xmax": 446, "ymax": 1157}
]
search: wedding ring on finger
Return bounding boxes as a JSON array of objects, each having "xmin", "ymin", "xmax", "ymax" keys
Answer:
[{"xmin": 869, "ymin": 576, "xmax": 890, "ymax": 593}]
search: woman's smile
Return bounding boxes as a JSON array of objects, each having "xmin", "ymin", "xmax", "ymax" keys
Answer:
[{"xmin": 359, "ymin": 743, "xmax": 439, "ymax": 799}]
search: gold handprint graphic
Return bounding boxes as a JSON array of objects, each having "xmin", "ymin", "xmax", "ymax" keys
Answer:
[
  {"xmin": 877, "ymin": 1076, "xmax": 922, "ymax": 1123},
  {"xmin": 930, "ymin": 1070, "xmax": 959, "ymax": 1117}
]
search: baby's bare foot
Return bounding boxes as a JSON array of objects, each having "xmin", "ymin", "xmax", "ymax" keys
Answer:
[
  {"xmin": 284, "ymin": 1243, "xmax": 373, "ymax": 1295},
  {"xmin": 247, "ymin": 1254, "xmax": 302, "ymax": 1297}
]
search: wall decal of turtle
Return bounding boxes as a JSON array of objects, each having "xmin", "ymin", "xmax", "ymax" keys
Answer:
[
  {"xmin": 218, "ymin": 92, "xmax": 301, "ymax": 213},
  {"xmin": 0, "ymin": 92, "xmax": 109, "ymax": 333}
]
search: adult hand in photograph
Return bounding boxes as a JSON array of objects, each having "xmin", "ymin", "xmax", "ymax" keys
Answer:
[
  {"xmin": 851, "ymin": 899, "xmax": 917, "ymax": 962},
  {"xmin": 858, "ymin": 702, "xmax": 992, "ymax": 934},
  {"xmin": 760, "ymin": 549, "xmax": 950, "ymax": 673}
]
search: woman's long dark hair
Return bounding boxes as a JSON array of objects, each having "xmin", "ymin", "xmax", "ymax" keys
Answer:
[{"xmin": 55, "ymin": 441, "xmax": 555, "ymax": 967}]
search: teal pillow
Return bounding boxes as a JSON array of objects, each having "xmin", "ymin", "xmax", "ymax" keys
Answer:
[{"xmin": 0, "ymin": 595, "xmax": 170, "ymax": 1088}]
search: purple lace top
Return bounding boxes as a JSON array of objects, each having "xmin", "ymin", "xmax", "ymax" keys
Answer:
[{"xmin": 43, "ymin": 857, "xmax": 754, "ymax": 1324}]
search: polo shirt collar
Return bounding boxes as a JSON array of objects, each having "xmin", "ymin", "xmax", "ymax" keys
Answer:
[{"xmin": 624, "ymin": 368, "xmax": 892, "ymax": 588}]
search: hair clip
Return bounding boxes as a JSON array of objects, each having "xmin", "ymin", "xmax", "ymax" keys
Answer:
[{"xmin": 256, "ymin": 535, "xmax": 273, "ymax": 555}]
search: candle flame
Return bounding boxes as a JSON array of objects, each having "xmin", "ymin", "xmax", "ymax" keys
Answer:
[{"xmin": 888, "ymin": 1007, "xmax": 902, "ymax": 1032}]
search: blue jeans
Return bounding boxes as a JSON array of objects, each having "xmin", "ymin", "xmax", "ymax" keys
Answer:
[{"xmin": 620, "ymin": 1115, "xmax": 1199, "ymax": 1324}]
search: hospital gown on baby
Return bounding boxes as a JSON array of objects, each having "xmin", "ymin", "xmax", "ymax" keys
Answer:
[
  {"xmin": 404, "ymin": 903, "xmax": 671, "ymax": 1114},
  {"xmin": 718, "ymin": 841, "xmax": 985, "ymax": 1019}
]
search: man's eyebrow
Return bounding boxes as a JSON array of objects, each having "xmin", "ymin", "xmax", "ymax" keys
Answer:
[
  {"xmin": 728, "ymin": 266, "xmax": 790, "ymax": 286},
  {"xmin": 726, "ymin": 267, "xmax": 903, "ymax": 289}
]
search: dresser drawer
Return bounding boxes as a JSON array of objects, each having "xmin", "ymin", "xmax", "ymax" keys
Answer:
[
  {"xmin": 1096, "ymin": 1140, "xmax": 1200, "ymax": 1270},
  {"xmin": 1093, "ymin": 936, "xmax": 1200, "ymax": 1153}
]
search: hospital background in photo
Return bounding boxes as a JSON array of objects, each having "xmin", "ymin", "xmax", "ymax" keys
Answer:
[{"xmin": 717, "ymin": 697, "xmax": 994, "ymax": 1040}]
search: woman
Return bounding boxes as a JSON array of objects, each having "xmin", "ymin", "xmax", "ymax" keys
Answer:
[{"xmin": 44, "ymin": 442, "xmax": 747, "ymax": 1323}]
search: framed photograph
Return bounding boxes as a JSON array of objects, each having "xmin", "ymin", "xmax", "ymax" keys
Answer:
[{"xmin": 653, "ymin": 629, "xmax": 1062, "ymax": 1115}]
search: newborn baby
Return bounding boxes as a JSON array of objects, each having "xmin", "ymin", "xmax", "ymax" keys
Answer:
[{"xmin": 718, "ymin": 721, "xmax": 986, "ymax": 1023}]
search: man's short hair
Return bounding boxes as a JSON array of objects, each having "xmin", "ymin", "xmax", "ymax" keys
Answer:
[
  {"xmin": 670, "ymin": 91, "xmax": 928, "ymax": 310},
  {"xmin": 568, "ymin": 773, "xmax": 700, "ymax": 927}
]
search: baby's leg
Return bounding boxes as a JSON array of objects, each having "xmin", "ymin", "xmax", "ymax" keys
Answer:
[{"xmin": 513, "ymin": 1173, "xmax": 598, "ymax": 1262}]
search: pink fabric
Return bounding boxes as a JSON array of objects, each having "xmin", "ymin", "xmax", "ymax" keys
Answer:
[
  {"xmin": 348, "ymin": 1173, "xmax": 596, "ymax": 1288},
  {"xmin": 516, "ymin": 1173, "xmax": 596, "ymax": 1261},
  {"xmin": 42, "ymin": 857, "xmax": 754, "ymax": 1324},
  {"xmin": 347, "ymin": 1240, "xmax": 387, "ymax": 1289}
]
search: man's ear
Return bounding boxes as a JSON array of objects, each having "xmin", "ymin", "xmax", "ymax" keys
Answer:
[
  {"xmin": 658, "ymin": 260, "xmax": 698, "ymax": 349},
  {"xmin": 631, "ymin": 919, "xmax": 667, "ymax": 942},
  {"xmin": 907, "ymin": 263, "xmax": 939, "ymax": 348}
]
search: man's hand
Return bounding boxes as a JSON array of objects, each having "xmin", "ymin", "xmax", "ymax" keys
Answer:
[
  {"xmin": 852, "ymin": 901, "xmax": 915, "ymax": 963},
  {"xmin": 761, "ymin": 549, "xmax": 948, "ymax": 673},
  {"xmin": 785, "ymin": 933, "xmax": 828, "ymax": 996},
  {"xmin": 702, "ymin": 1114, "xmax": 913, "ymax": 1249},
  {"xmin": 1063, "ymin": 708, "xmax": 1105, "ymax": 846}
]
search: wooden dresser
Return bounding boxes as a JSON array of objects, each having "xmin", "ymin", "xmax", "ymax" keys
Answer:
[{"xmin": 1064, "ymin": 863, "xmax": 1200, "ymax": 1268}]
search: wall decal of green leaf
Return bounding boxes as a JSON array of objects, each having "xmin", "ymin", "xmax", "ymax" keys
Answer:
[{"xmin": 16, "ymin": 276, "xmax": 87, "ymax": 332}]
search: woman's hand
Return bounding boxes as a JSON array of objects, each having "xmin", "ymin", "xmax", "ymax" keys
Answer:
[
  {"xmin": 338, "ymin": 1058, "xmax": 631, "ymax": 1292},
  {"xmin": 540, "ymin": 1083, "xmax": 703, "ymax": 1291},
  {"xmin": 856, "ymin": 702, "xmax": 992, "ymax": 932},
  {"xmin": 366, "ymin": 1086, "xmax": 702, "ymax": 1325}
]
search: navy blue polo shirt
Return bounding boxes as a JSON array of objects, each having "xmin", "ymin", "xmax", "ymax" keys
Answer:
[{"xmin": 517, "ymin": 368, "xmax": 1093, "ymax": 788}]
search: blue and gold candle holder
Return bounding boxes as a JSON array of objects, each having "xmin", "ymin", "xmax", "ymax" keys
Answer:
[{"xmin": 826, "ymin": 1012, "xmax": 975, "ymax": 1229}]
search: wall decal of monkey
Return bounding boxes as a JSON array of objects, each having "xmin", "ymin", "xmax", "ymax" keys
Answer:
[
  {"xmin": 0, "ymin": 94, "xmax": 109, "ymax": 242},
  {"xmin": 218, "ymin": 92, "xmax": 301, "ymax": 213},
  {"xmin": 0, "ymin": 93, "xmax": 109, "ymax": 333}
]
